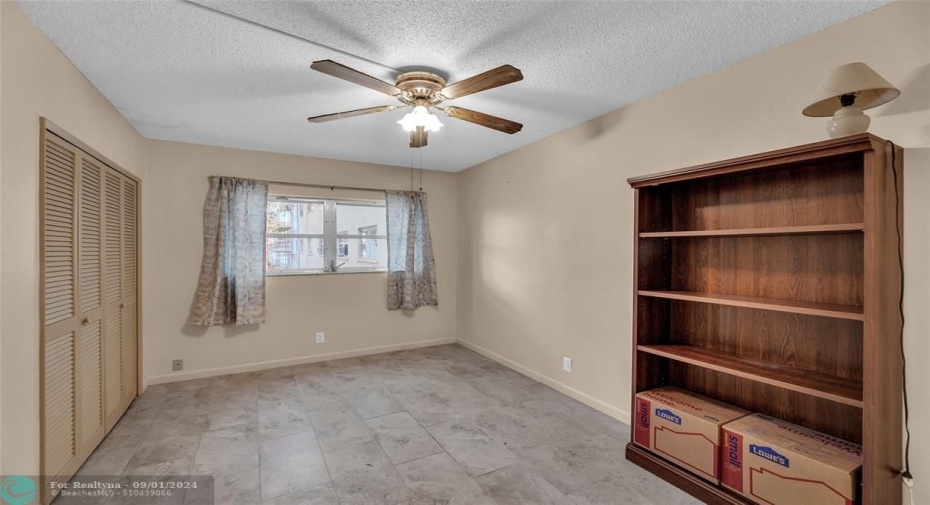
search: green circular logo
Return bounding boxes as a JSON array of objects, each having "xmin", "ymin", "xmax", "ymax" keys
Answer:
[{"xmin": 0, "ymin": 476, "xmax": 36, "ymax": 505}]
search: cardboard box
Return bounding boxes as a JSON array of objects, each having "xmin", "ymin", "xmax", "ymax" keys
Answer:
[
  {"xmin": 633, "ymin": 386, "xmax": 749, "ymax": 483},
  {"xmin": 721, "ymin": 413, "xmax": 861, "ymax": 505}
]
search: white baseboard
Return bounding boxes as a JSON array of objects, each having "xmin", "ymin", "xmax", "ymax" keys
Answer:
[
  {"xmin": 457, "ymin": 339, "xmax": 631, "ymax": 425},
  {"xmin": 144, "ymin": 337, "xmax": 455, "ymax": 388},
  {"xmin": 144, "ymin": 336, "xmax": 632, "ymax": 427}
]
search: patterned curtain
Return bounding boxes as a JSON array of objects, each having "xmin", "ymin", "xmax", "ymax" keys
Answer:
[
  {"xmin": 189, "ymin": 176, "xmax": 269, "ymax": 326},
  {"xmin": 386, "ymin": 190, "xmax": 438, "ymax": 310}
]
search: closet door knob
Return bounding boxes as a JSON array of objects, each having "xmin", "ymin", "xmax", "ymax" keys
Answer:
[{"xmin": 82, "ymin": 317, "xmax": 89, "ymax": 325}]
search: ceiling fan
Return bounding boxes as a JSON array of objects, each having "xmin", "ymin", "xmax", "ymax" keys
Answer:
[{"xmin": 307, "ymin": 60, "xmax": 524, "ymax": 148}]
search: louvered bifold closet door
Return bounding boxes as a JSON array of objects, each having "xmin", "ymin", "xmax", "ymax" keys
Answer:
[
  {"xmin": 77, "ymin": 157, "xmax": 106, "ymax": 452},
  {"xmin": 42, "ymin": 135, "xmax": 79, "ymax": 484},
  {"xmin": 103, "ymin": 168, "xmax": 127, "ymax": 429},
  {"xmin": 120, "ymin": 178, "xmax": 138, "ymax": 406},
  {"xmin": 41, "ymin": 125, "xmax": 140, "ymax": 505}
]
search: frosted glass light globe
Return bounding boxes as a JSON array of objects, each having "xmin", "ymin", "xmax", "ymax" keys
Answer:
[{"xmin": 397, "ymin": 106, "xmax": 443, "ymax": 132}]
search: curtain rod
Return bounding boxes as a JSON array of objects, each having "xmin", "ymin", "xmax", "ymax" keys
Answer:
[{"xmin": 266, "ymin": 180, "xmax": 389, "ymax": 193}]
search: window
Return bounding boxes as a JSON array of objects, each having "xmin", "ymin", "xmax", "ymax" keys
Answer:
[
  {"xmin": 266, "ymin": 196, "xmax": 387, "ymax": 275},
  {"xmin": 358, "ymin": 225, "xmax": 379, "ymax": 262}
]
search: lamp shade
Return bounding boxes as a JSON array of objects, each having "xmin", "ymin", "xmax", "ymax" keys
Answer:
[{"xmin": 802, "ymin": 62, "xmax": 899, "ymax": 117}]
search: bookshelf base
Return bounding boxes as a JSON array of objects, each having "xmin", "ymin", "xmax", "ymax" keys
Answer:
[{"xmin": 625, "ymin": 443, "xmax": 753, "ymax": 505}]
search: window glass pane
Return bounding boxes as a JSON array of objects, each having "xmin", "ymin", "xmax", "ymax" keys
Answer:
[
  {"xmin": 358, "ymin": 225, "xmax": 380, "ymax": 261},
  {"xmin": 266, "ymin": 237, "xmax": 324, "ymax": 272},
  {"xmin": 335, "ymin": 203, "xmax": 387, "ymax": 270},
  {"xmin": 336, "ymin": 203, "xmax": 386, "ymax": 236},
  {"xmin": 337, "ymin": 232, "xmax": 349, "ymax": 259},
  {"xmin": 341, "ymin": 237, "xmax": 388, "ymax": 269},
  {"xmin": 267, "ymin": 200, "xmax": 324, "ymax": 234}
]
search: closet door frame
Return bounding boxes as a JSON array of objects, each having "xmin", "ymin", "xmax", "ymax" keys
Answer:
[{"xmin": 38, "ymin": 118, "xmax": 142, "ymax": 498}]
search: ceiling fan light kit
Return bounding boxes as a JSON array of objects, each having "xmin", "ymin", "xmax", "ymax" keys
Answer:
[
  {"xmin": 397, "ymin": 103, "xmax": 443, "ymax": 133},
  {"xmin": 307, "ymin": 59, "xmax": 524, "ymax": 148}
]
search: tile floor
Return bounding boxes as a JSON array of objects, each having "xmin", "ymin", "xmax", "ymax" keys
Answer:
[{"xmin": 64, "ymin": 344, "xmax": 704, "ymax": 504}]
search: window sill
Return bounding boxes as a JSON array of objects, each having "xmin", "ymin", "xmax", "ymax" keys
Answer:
[{"xmin": 267, "ymin": 269, "xmax": 387, "ymax": 277}]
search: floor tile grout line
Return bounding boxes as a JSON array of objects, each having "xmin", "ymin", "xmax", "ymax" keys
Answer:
[
  {"xmin": 414, "ymin": 352, "xmax": 597, "ymax": 496},
  {"xmin": 367, "ymin": 409, "xmax": 434, "ymax": 466},
  {"xmin": 419, "ymin": 418, "xmax": 512, "ymax": 479},
  {"xmin": 390, "ymin": 446, "xmax": 448, "ymax": 467},
  {"xmin": 361, "ymin": 409, "xmax": 411, "ymax": 423},
  {"xmin": 306, "ymin": 394, "xmax": 337, "ymax": 496},
  {"xmin": 392, "ymin": 378, "xmax": 517, "ymax": 491},
  {"xmin": 257, "ymin": 410, "xmax": 264, "ymax": 503}
]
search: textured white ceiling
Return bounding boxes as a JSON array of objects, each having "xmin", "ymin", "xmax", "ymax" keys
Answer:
[{"xmin": 18, "ymin": 0, "xmax": 887, "ymax": 172}]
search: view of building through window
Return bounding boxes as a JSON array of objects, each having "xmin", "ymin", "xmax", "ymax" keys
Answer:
[
  {"xmin": 358, "ymin": 225, "xmax": 379, "ymax": 261},
  {"xmin": 266, "ymin": 197, "xmax": 387, "ymax": 274}
]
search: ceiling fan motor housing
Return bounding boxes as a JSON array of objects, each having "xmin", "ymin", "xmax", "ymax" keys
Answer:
[{"xmin": 395, "ymin": 71, "xmax": 448, "ymax": 104}]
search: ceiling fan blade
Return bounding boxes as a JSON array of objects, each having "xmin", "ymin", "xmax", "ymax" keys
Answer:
[
  {"xmin": 310, "ymin": 59, "xmax": 402, "ymax": 96},
  {"xmin": 307, "ymin": 105, "xmax": 399, "ymax": 123},
  {"xmin": 409, "ymin": 126, "xmax": 428, "ymax": 148},
  {"xmin": 438, "ymin": 65, "xmax": 523, "ymax": 100},
  {"xmin": 443, "ymin": 106, "xmax": 523, "ymax": 134}
]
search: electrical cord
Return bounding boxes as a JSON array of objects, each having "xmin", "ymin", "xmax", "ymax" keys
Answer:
[{"xmin": 888, "ymin": 142, "xmax": 913, "ymax": 497}]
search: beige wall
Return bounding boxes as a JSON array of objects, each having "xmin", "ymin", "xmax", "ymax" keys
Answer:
[
  {"xmin": 143, "ymin": 140, "xmax": 457, "ymax": 384},
  {"xmin": 0, "ymin": 2, "xmax": 148, "ymax": 474},
  {"xmin": 456, "ymin": 0, "xmax": 930, "ymax": 500}
]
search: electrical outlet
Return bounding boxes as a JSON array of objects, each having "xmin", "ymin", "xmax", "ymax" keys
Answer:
[
  {"xmin": 315, "ymin": 332, "xmax": 325, "ymax": 344},
  {"xmin": 172, "ymin": 359, "xmax": 184, "ymax": 371},
  {"xmin": 562, "ymin": 357, "xmax": 572, "ymax": 372}
]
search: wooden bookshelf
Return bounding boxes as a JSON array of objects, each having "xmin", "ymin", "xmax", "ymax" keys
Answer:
[{"xmin": 627, "ymin": 134, "xmax": 903, "ymax": 505}]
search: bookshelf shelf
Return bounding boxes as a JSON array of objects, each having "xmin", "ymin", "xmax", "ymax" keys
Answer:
[
  {"xmin": 637, "ymin": 344, "xmax": 862, "ymax": 407},
  {"xmin": 638, "ymin": 223, "xmax": 864, "ymax": 238},
  {"xmin": 637, "ymin": 290, "xmax": 864, "ymax": 321}
]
